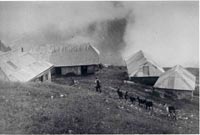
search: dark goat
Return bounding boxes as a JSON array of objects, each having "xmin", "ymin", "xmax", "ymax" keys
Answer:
[
  {"xmin": 164, "ymin": 104, "xmax": 176, "ymax": 120},
  {"xmin": 168, "ymin": 106, "xmax": 176, "ymax": 120},
  {"xmin": 129, "ymin": 96, "xmax": 136, "ymax": 104},
  {"xmin": 117, "ymin": 88, "xmax": 123, "ymax": 99},
  {"xmin": 137, "ymin": 96, "xmax": 146, "ymax": 106},
  {"xmin": 145, "ymin": 100, "xmax": 153, "ymax": 110},
  {"xmin": 124, "ymin": 91, "xmax": 128, "ymax": 100},
  {"xmin": 168, "ymin": 106, "xmax": 175, "ymax": 113}
]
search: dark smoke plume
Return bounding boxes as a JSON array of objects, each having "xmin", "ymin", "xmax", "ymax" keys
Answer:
[
  {"xmin": 86, "ymin": 18, "xmax": 127, "ymax": 65},
  {"xmin": 6, "ymin": 2, "xmax": 130, "ymax": 65}
]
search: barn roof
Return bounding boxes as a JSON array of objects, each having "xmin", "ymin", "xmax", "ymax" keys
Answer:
[
  {"xmin": 0, "ymin": 51, "xmax": 53, "ymax": 82},
  {"xmin": 125, "ymin": 50, "xmax": 165, "ymax": 77},
  {"xmin": 154, "ymin": 65, "xmax": 196, "ymax": 91},
  {"xmin": 30, "ymin": 43, "xmax": 100, "ymax": 67}
]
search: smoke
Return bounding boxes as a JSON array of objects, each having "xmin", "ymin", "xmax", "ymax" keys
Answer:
[
  {"xmin": 0, "ymin": 1, "xmax": 130, "ymax": 65},
  {"xmin": 0, "ymin": 2, "xmax": 128, "ymax": 43},
  {"xmin": 121, "ymin": 1, "xmax": 199, "ymax": 67},
  {"xmin": 67, "ymin": 18, "xmax": 128, "ymax": 65},
  {"xmin": 0, "ymin": 2, "xmax": 198, "ymax": 67}
]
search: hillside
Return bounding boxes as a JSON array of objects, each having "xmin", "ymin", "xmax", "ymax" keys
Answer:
[{"xmin": 0, "ymin": 66, "xmax": 199, "ymax": 134}]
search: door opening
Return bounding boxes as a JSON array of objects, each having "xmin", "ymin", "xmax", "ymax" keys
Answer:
[{"xmin": 81, "ymin": 66, "xmax": 88, "ymax": 75}]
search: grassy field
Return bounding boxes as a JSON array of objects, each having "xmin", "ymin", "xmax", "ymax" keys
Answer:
[{"xmin": 0, "ymin": 66, "xmax": 199, "ymax": 134}]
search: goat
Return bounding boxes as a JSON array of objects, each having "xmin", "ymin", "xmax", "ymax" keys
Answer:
[
  {"xmin": 137, "ymin": 96, "xmax": 146, "ymax": 106},
  {"xmin": 168, "ymin": 106, "xmax": 176, "ymax": 120},
  {"xmin": 145, "ymin": 100, "xmax": 153, "ymax": 110},
  {"xmin": 129, "ymin": 96, "xmax": 136, "ymax": 104},
  {"xmin": 124, "ymin": 91, "xmax": 128, "ymax": 100},
  {"xmin": 117, "ymin": 88, "xmax": 123, "ymax": 99},
  {"xmin": 164, "ymin": 104, "xmax": 176, "ymax": 120}
]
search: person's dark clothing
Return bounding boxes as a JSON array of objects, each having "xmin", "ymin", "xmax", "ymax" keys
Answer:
[{"xmin": 95, "ymin": 79, "xmax": 101, "ymax": 93}]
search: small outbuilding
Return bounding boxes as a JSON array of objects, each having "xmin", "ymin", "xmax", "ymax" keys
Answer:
[
  {"xmin": 125, "ymin": 50, "xmax": 165, "ymax": 86},
  {"xmin": 154, "ymin": 65, "xmax": 196, "ymax": 99},
  {"xmin": 0, "ymin": 50, "xmax": 53, "ymax": 82}
]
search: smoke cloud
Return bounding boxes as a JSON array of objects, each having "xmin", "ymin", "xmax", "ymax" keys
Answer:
[
  {"xmin": 122, "ymin": 1, "xmax": 199, "ymax": 67},
  {"xmin": 0, "ymin": 1, "xmax": 198, "ymax": 67},
  {"xmin": 0, "ymin": 1, "xmax": 130, "ymax": 65},
  {"xmin": 68, "ymin": 18, "xmax": 128, "ymax": 65},
  {"xmin": 0, "ymin": 2, "xmax": 128, "ymax": 43}
]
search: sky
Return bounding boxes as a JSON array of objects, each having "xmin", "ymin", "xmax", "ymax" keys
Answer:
[
  {"xmin": 122, "ymin": 1, "xmax": 199, "ymax": 67},
  {"xmin": 0, "ymin": 2, "xmax": 127, "ymax": 41},
  {"xmin": 0, "ymin": 1, "xmax": 199, "ymax": 67}
]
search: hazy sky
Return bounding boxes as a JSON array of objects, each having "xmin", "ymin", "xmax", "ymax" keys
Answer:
[
  {"xmin": 0, "ymin": 1, "xmax": 198, "ymax": 67},
  {"xmin": 123, "ymin": 1, "xmax": 199, "ymax": 67},
  {"xmin": 0, "ymin": 2, "xmax": 127, "ymax": 41}
]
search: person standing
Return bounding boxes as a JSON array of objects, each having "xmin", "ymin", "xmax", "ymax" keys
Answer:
[{"xmin": 95, "ymin": 77, "xmax": 101, "ymax": 93}]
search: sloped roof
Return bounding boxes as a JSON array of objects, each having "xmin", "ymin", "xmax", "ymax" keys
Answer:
[
  {"xmin": 154, "ymin": 65, "xmax": 196, "ymax": 91},
  {"xmin": 30, "ymin": 43, "xmax": 100, "ymax": 67},
  {"xmin": 50, "ymin": 43, "xmax": 100, "ymax": 66},
  {"xmin": 0, "ymin": 51, "xmax": 53, "ymax": 82},
  {"xmin": 125, "ymin": 50, "xmax": 165, "ymax": 77},
  {"xmin": 0, "ymin": 40, "xmax": 11, "ymax": 52}
]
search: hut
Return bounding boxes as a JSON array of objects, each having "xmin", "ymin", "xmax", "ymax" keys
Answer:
[
  {"xmin": 50, "ymin": 43, "xmax": 100, "ymax": 76},
  {"xmin": 125, "ymin": 50, "xmax": 165, "ymax": 86},
  {"xmin": 30, "ymin": 43, "xmax": 100, "ymax": 76},
  {"xmin": 154, "ymin": 65, "xmax": 196, "ymax": 99},
  {"xmin": 0, "ymin": 50, "xmax": 53, "ymax": 82}
]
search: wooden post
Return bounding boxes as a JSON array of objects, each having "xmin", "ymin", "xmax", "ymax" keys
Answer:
[
  {"xmin": 48, "ymin": 70, "xmax": 51, "ymax": 82},
  {"xmin": 191, "ymin": 91, "xmax": 194, "ymax": 101}
]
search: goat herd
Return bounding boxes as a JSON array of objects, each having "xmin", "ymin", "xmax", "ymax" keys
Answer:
[{"xmin": 116, "ymin": 88, "xmax": 177, "ymax": 120}]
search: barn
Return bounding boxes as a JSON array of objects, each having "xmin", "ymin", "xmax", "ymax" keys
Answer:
[
  {"xmin": 153, "ymin": 65, "xmax": 196, "ymax": 99},
  {"xmin": 0, "ymin": 50, "xmax": 53, "ymax": 82},
  {"xmin": 50, "ymin": 43, "xmax": 100, "ymax": 76},
  {"xmin": 30, "ymin": 43, "xmax": 100, "ymax": 76},
  {"xmin": 125, "ymin": 50, "xmax": 165, "ymax": 86}
]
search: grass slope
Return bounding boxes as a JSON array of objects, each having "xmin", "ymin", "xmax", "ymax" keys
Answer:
[{"xmin": 0, "ymin": 66, "xmax": 199, "ymax": 134}]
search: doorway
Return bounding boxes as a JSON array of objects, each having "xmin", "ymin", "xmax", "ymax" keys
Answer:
[
  {"xmin": 81, "ymin": 66, "xmax": 88, "ymax": 75},
  {"xmin": 39, "ymin": 76, "xmax": 43, "ymax": 82},
  {"xmin": 55, "ymin": 67, "xmax": 61, "ymax": 75}
]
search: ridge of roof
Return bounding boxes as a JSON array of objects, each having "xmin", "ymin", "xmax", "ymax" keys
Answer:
[
  {"xmin": 50, "ymin": 42, "xmax": 100, "ymax": 55},
  {"xmin": 158, "ymin": 65, "xmax": 196, "ymax": 82},
  {"xmin": 126, "ymin": 50, "xmax": 164, "ymax": 73},
  {"xmin": 0, "ymin": 51, "xmax": 53, "ymax": 82},
  {"xmin": 126, "ymin": 50, "xmax": 144, "ymax": 61},
  {"xmin": 171, "ymin": 65, "xmax": 195, "ymax": 80},
  {"xmin": 154, "ymin": 65, "xmax": 196, "ymax": 91}
]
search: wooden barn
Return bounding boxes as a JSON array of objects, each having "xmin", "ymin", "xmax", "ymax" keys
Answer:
[
  {"xmin": 125, "ymin": 50, "xmax": 165, "ymax": 86},
  {"xmin": 0, "ymin": 50, "xmax": 53, "ymax": 82},
  {"xmin": 50, "ymin": 43, "xmax": 100, "ymax": 76},
  {"xmin": 30, "ymin": 43, "xmax": 100, "ymax": 76},
  {"xmin": 154, "ymin": 65, "xmax": 196, "ymax": 99}
]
